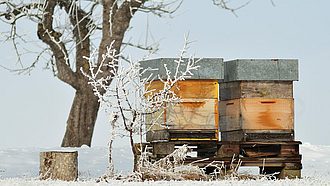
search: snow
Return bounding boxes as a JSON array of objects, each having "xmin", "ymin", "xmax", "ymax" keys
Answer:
[
  {"xmin": 0, "ymin": 142, "xmax": 329, "ymax": 185},
  {"xmin": 0, "ymin": 178, "xmax": 329, "ymax": 186},
  {"xmin": 0, "ymin": 146, "xmax": 133, "ymax": 179}
]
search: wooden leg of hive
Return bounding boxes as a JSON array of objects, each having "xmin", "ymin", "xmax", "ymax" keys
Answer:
[
  {"xmin": 216, "ymin": 144, "xmax": 240, "ymax": 158},
  {"xmin": 153, "ymin": 142, "xmax": 175, "ymax": 158},
  {"xmin": 279, "ymin": 163, "xmax": 302, "ymax": 179},
  {"xmin": 279, "ymin": 168, "xmax": 301, "ymax": 179}
]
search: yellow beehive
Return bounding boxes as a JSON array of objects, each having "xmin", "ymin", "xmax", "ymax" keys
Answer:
[
  {"xmin": 147, "ymin": 79, "xmax": 218, "ymax": 127},
  {"xmin": 140, "ymin": 58, "xmax": 224, "ymax": 142}
]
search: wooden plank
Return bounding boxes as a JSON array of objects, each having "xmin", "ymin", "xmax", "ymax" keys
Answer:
[
  {"xmin": 146, "ymin": 130, "xmax": 169, "ymax": 142},
  {"xmin": 145, "ymin": 80, "xmax": 165, "ymax": 100},
  {"xmin": 243, "ymin": 144, "xmax": 281, "ymax": 158},
  {"xmin": 244, "ymin": 151, "xmax": 279, "ymax": 158},
  {"xmin": 221, "ymin": 130, "xmax": 244, "ymax": 141},
  {"xmin": 221, "ymin": 130, "xmax": 294, "ymax": 142},
  {"xmin": 279, "ymin": 169, "xmax": 301, "ymax": 179},
  {"xmin": 220, "ymin": 99, "xmax": 241, "ymax": 131},
  {"xmin": 153, "ymin": 142, "xmax": 175, "ymax": 156},
  {"xmin": 168, "ymin": 129, "xmax": 218, "ymax": 140},
  {"xmin": 219, "ymin": 81, "xmax": 293, "ymax": 101},
  {"xmin": 145, "ymin": 108, "xmax": 165, "ymax": 131},
  {"xmin": 280, "ymin": 144, "xmax": 300, "ymax": 155},
  {"xmin": 219, "ymin": 81, "xmax": 242, "ymax": 101},
  {"xmin": 244, "ymin": 129, "xmax": 294, "ymax": 141},
  {"xmin": 169, "ymin": 131, "xmax": 218, "ymax": 140},
  {"xmin": 243, "ymin": 129, "xmax": 294, "ymax": 134},
  {"xmin": 145, "ymin": 79, "xmax": 219, "ymax": 140},
  {"xmin": 169, "ymin": 141, "xmax": 218, "ymax": 145},
  {"xmin": 220, "ymin": 98, "xmax": 294, "ymax": 132},
  {"xmin": 166, "ymin": 99, "xmax": 219, "ymax": 130},
  {"xmin": 245, "ymin": 132, "xmax": 294, "ymax": 141},
  {"xmin": 174, "ymin": 79, "xmax": 218, "ymax": 99},
  {"xmin": 218, "ymin": 140, "xmax": 301, "ymax": 145},
  {"xmin": 217, "ymin": 144, "xmax": 240, "ymax": 158},
  {"xmin": 169, "ymin": 129, "xmax": 217, "ymax": 133},
  {"xmin": 146, "ymin": 79, "xmax": 218, "ymax": 99},
  {"xmin": 182, "ymin": 156, "xmax": 302, "ymax": 167},
  {"xmin": 241, "ymin": 98, "xmax": 294, "ymax": 130}
]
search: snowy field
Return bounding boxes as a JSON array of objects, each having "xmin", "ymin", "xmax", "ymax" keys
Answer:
[{"xmin": 0, "ymin": 142, "xmax": 330, "ymax": 185}]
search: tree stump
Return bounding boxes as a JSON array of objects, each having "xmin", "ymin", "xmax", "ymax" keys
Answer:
[{"xmin": 39, "ymin": 151, "xmax": 78, "ymax": 181}]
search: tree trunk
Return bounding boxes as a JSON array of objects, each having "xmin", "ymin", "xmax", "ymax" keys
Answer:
[
  {"xmin": 39, "ymin": 151, "xmax": 78, "ymax": 181},
  {"xmin": 61, "ymin": 90, "xmax": 100, "ymax": 147},
  {"xmin": 130, "ymin": 131, "xmax": 138, "ymax": 172}
]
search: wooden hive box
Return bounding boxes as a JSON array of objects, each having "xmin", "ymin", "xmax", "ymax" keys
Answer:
[
  {"xmin": 146, "ymin": 79, "xmax": 220, "ymax": 141},
  {"xmin": 220, "ymin": 98, "xmax": 294, "ymax": 141},
  {"xmin": 219, "ymin": 59, "xmax": 298, "ymax": 141},
  {"xmin": 140, "ymin": 58, "xmax": 224, "ymax": 142},
  {"xmin": 219, "ymin": 80, "xmax": 293, "ymax": 101}
]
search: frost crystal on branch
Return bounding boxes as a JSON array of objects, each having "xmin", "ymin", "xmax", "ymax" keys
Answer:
[{"xmin": 83, "ymin": 34, "xmax": 201, "ymax": 176}]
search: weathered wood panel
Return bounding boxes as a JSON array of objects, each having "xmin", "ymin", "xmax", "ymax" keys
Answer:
[
  {"xmin": 279, "ymin": 169, "xmax": 301, "ymax": 179},
  {"xmin": 219, "ymin": 81, "xmax": 293, "ymax": 101},
  {"xmin": 221, "ymin": 129, "xmax": 294, "ymax": 141},
  {"xmin": 145, "ymin": 80, "xmax": 165, "ymax": 99},
  {"xmin": 220, "ymin": 130, "xmax": 244, "ymax": 141},
  {"xmin": 241, "ymin": 98, "xmax": 294, "ymax": 130},
  {"xmin": 219, "ymin": 100, "xmax": 241, "ymax": 131},
  {"xmin": 145, "ymin": 108, "xmax": 166, "ymax": 132},
  {"xmin": 280, "ymin": 144, "xmax": 300, "ymax": 156},
  {"xmin": 166, "ymin": 99, "xmax": 219, "ymax": 130},
  {"xmin": 146, "ymin": 79, "xmax": 218, "ymax": 99},
  {"xmin": 153, "ymin": 142, "xmax": 175, "ymax": 156},
  {"xmin": 243, "ymin": 144, "xmax": 281, "ymax": 158},
  {"xmin": 174, "ymin": 80, "xmax": 218, "ymax": 99},
  {"xmin": 146, "ymin": 130, "xmax": 169, "ymax": 142},
  {"xmin": 146, "ymin": 99, "xmax": 219, "ymax": 141},
  {"xmin": 168, "ymin": 129, "xmax": 218, "ymax": 141},
  {"xmin": 220, "ymin": 98, "xmax": 294, "ymax": 132},
  {"xmin": 216, "ymin": 144, "xmax": 240, "ymax": 158},
  {"xmin": 145, "ymin": 79, "xmax": 220, "ymax": 142},
  {"xmin": 146, "ymin": 99, "xmax": 219, "ymax": 132}
]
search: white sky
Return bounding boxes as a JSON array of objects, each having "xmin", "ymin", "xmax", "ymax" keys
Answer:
[{"xmin": 1, "ymin": 0, "xmax": 329, "ymax": 148}]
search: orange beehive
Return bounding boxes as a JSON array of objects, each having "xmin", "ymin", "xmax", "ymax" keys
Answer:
[{"xmin": 219, "ymin": 59, "xmax": 299, "ymax": 141}]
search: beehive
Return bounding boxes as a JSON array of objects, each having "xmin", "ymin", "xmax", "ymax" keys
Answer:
[
  {"xmin": 140, "ymin": 58, "xmax": 224, "ymax": 142},
  {"xmin": 219, "ymin": 59, "xmax": 299, "ymax": 141}
]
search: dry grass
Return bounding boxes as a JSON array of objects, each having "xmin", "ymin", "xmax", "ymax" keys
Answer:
[{"xmin": 97, "ymin": 145, "xmax": 252, "ymax": 182}]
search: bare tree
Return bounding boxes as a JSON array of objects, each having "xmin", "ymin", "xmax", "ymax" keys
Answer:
[
  {"xmin": 83, "ymin": 35, "xmax": 200, "ymax": 172},
  {"xmin": 0, "ymin": 0, "xmax": 255, "ymax": 147}
]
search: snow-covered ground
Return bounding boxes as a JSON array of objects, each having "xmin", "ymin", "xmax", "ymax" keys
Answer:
[{"xmin": 0, "ymin": 142, "xmax": 329, "ymax": 185}]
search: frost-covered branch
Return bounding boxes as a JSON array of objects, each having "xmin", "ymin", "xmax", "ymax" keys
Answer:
[
  {"xmin": 212, "ymin": 0, "xmax": 252, "ymax": 17},
  {"xmin": 138, "ymin": 0, "xmax": 183, "ymax": 18},
  {"xmin": 83, "ymin": 34, "xmax": 200, "ymax": 173}
]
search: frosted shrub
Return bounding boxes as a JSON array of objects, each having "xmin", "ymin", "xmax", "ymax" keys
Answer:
[
  {"xmin": 84, "ymin": 35, "xmax": 204, "ymax": 180},
  {"xmin": 135, "ymin": 144, "xmax": 208, "ymax": 181}
]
